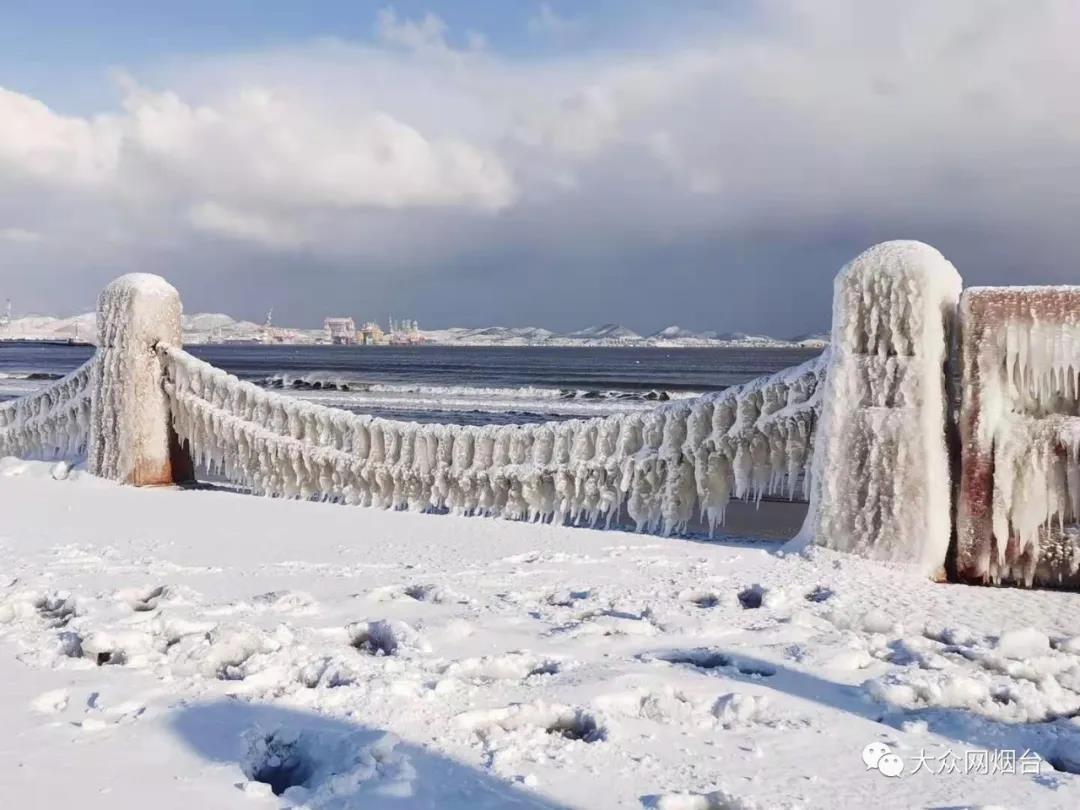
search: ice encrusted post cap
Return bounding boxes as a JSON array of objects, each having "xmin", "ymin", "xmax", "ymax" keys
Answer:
[
  {"xmin": 89, "ymin": 273, "xmax": 192, "ymax": 485},
  {"xmin": 95, "ymin": 273, "xmax": 182, "ymax": 348}
]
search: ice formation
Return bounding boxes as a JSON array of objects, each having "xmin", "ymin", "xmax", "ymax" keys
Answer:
[
  {"xmin": 160, "ymin": 345, "xmax": 826, "ymax": 534},
  {"xmin": 806, "ymin": 241, "xmax": 962, "ymax": 577},
  {"xmin": 4, "ymin": 251, "xmax": 1078, "ymax": 590},
  {"xmin": 88, "ymin": 273, "xmax": 187, "ymax": 486},
  {"xmin": 0, "ymin": 357, "xmax": 96, "ymax": 460},
  {"xmin": 957, "ymin": 286, "xmax": 1080, "ymax": 586}
]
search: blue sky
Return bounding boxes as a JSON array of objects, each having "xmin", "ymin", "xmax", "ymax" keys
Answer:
[
  {"xmin": 2, "ymin": 1, "xmax": 747, "ymax": 110},
  {"xmin": 1, "ymin": 2, "xmax": 1078, "ymax": 334}
]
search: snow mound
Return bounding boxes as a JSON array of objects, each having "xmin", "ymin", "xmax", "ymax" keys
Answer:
[
  {"xmin": 711, "ymin": 692, "xmax": 771, "ymax": 729},
  {"xmin": 995, "ymin": 628, "xmax": 1050, "ymax": 659}
]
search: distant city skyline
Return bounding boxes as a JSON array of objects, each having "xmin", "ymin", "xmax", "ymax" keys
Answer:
[{"xmin": 2, "ymin": 2, "xmax": 1079, "ymax": 335}]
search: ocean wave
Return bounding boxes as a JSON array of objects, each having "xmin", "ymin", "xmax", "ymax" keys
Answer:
[
  {"xmin": 0, "ymin": 371, "xmax": 63, "ymax": 381},
  {"xmin": 255, "ymin": 374, "xmax": 702, "ymax": 404}
]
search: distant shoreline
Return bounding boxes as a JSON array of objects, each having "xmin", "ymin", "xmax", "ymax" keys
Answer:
[
  {"xmin": 0, "ymin": 337, "xmax": 826, "ymax": 350},
  {"xmin": 0, "ymin": 338, "xmax": 94, "ymax": 347},
  {"xmin": 0, "ymin": 313, "xmax": 828, "ymax": 351}
]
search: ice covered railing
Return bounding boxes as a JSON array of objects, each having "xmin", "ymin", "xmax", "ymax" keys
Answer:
[
  {"xmin": 957, "ymin": 287, "xmax": 1080, "ymax": 586},
  {"xmin": 158, "ymin": 344, "xmax": 826, "ymax": 534},
  {"xmin": 0, "ymin": 356, "xmax": 97, "ymax": 460},
  {"xmin": 20, "ymin": 241, "xmax": 1077, "ymax": 589}
]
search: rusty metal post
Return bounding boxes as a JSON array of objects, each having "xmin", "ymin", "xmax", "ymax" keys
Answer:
[{"xmin": 956, "ymin": 287, "xmax": 1080, "ymax": 586}]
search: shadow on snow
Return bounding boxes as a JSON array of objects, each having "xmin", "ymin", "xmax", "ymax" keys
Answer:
[
  {"xmin": 170, "ymin": 698, "xmax": 573, "ymax": 809},
  {"xmin": 667, "ymin": 648, "xmax": 1080, "ymax": 778}
]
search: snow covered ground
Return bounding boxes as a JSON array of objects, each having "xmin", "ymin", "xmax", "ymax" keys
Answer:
[{"xmin": 2, "ymin": 457, "xmax": 1079, "ymax": 809}]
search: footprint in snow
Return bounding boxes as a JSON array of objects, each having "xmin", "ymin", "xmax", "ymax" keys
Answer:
[
  {"xmin": 251, "ymin": 590, "xmax": 318, "ymax": 614},
  {"xmin": 679, "ymin": 588, "xmax": 728, "ymax": 609},
  {"xmin": 116, "ymin": 585, "xmax": 166, "ymax": 612},
  {"xmin": 643, "ymin": 648, "xmax": 777, "ymax": 678},
  {"xmin": 346, "ymin": 619, "xmax": 429, "ymax": 656},
  {"xmin": 31, "ymin": 688, "xmax": 70, "ymax": 714},
  {"xmin": 457, "ymin": 702, "xmax": 607, "ymax": 744},
  {"xmin": 34, "ymin": 593, "xmax": 76, "ymax": 627},
  {"xmin": 441, "ymin": 652, "xmax": 564, "ymax": 683},
  {"xmin": 546, "ymin": 589, "xmax": 591, "ymax": 607},
  {"xmin": 803, "ymin": 585, "xmax": 834, "ymax": 603}
]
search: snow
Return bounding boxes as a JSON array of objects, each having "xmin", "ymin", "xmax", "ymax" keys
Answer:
[
  {"xmin": 0, "ymin": 310, "xmax": 315, "ymax": 346},
  {"xmin": 562, "ymin": 323, "xmax": 643, "ymax": 341},
  {"xmin": 161, "ymin": 345, "xmax": 825, "ymax": 535},
  {"xmin": 0, "ymin": 312, "xmax": 96, "ymax": 342},
  {"xmin": 184, "ymin": 312, "xmax": 245, "ymax": 332},
  {"xmin": 996, "ymin": 628, "xmax": 1051, "ymax": 660},
  {"xmin": 426, "ymin": 325, "xmax": 827, "ymax": 349},
  {"xmin": 649, "ymin": 325, "xmax": 708, "ymax": 340},
  {"xmin": 807, "ymin": 241, "xmax": 962, "ymax": 577},
  {"xmin": 2, "ymin": 461, "xmax": 1079, "ymax": 808},
  {"xmin": 423, "ymin": 326, "xmax": 559, "ymax": 346}
]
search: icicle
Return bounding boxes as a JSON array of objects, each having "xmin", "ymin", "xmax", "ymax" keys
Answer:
[{"xmin": 150, "ymin": 346, "xmax": 825, "ymax": 537}]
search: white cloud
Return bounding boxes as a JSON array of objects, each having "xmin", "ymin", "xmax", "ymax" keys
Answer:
[
  {"xmin": 3, "ymin": 2, "xmax": 1080, "ymax": 325},
  {"xmin": 0, "ymin": 227, "xmax": 43, "ymax": 243},
  {"xmin": 375, "ymin": 8, "xmax": 486, "ymax": 57},
  {"xmin": 0, "ymin": 78, "xmax": 516, "ymax": 218},
  {"xmin": 376, "ymin": 8, "xmax": 450, "ymax": 53},
  {"xmin": 0, "ymin": 88, "xmax": 118, "ymax": 186},
  {"xmin": 528, "ymin": 3, "xmax": 583, "ymax": 37},
  {"xmin": 188, "ymin": 202, "xmax": 304, "ymax": 250}
]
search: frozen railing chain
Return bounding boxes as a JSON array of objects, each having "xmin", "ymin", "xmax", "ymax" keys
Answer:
[
  {"xmin": 0, "ymin": 356, "xmax": 98, "ymax": 460},
  {"xmin": 158, "ymin": 344, "xmax": 826, "ymax": 535}
]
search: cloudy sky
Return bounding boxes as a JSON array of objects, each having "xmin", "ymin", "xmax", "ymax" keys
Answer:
[{"xmin": 1, "ymin": 1, "xmax": 1078, "ymax": 336}]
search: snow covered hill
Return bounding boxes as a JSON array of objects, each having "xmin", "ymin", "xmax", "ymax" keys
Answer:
[
  {"xmin": 562, "ymin": 323, "xmax": 643, "ymax": 341},
  {"xmin": 0, "ymin": 313, "xmax": 97, "ymax": 342},
  {"xmin": 0, "ymin": 312, "xmax": 319, "ymax": 346},
  {"xmin": 649, "ymin": 325, "xmax": 711, "ymax": 340},
  {"xmin": 790, "ymin": 331, "xmax": 831, "ymax": 346},
  {"xmin": 0, "ymin": 310, "xmax": 828, "ymax": 349},
  {"xmin": 421, "ymin": 326, "xmax": 557, "ymax": 346},
  {"xmin": 424, "ymin": 324, "xmax": 828, "ymax": 348},
  {"xmin": 0, "ymin": 458, "xmax": 1077, "ymax": 809}
]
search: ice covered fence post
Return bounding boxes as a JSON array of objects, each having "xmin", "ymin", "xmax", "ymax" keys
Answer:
[
  {"xmin": 956, "ymin": 287, "xmax": 1080, "ymax": 587},
  {"xmin": 88, "ymin": 274, "xmax": 192, "ymax": 485},
  {"xmin": 805, "ymin": 241, "xmax": 962, "ymax": 577}
]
